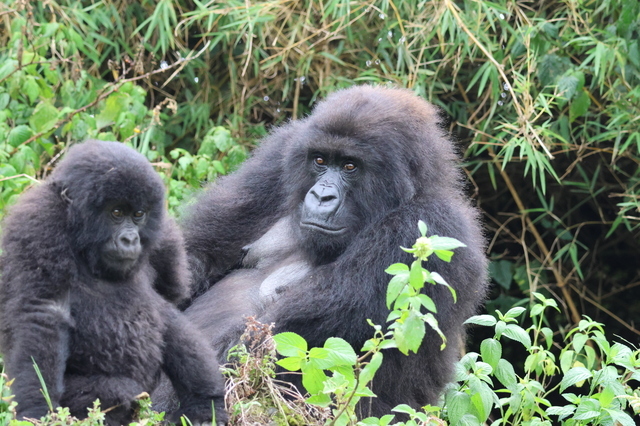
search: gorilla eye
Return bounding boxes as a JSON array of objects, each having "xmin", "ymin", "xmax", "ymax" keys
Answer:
[
  {"xmin": 133, "ymin": 210, "xmax": 145, "ymax": 219},
  {"xmin": 314, "ymin": 156, "xmax": 326, "ymax": 166},
  {"xmin": 343, "ymin": 162, "xmax": 356, "ymax": 172},
  {"xmin": 111, "ymin": 209, "xmax": 124, "ymax": 219}
]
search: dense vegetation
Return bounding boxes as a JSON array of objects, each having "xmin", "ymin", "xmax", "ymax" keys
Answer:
[{"xmin": 0, "ymin": 0, "xmax": 638, "ymax": 424}]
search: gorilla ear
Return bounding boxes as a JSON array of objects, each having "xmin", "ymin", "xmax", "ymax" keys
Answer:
[{"xmin": 60, "ymin": 187, "xmax": 73, "ymax": 205}]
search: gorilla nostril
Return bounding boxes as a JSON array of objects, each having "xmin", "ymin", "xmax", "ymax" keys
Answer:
[{"xmin": 320, "ymin": 193, "xmax": 337, "ymax": 202}]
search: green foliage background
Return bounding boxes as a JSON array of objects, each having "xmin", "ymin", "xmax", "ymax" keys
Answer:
[{"xmin": 0, "ymin": 0, "xmax": 638, "ymax": 381}]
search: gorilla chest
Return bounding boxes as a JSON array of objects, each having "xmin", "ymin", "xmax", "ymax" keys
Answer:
[{"xmin": 67, "ymin": 280, "xmax": 165, "ymax": 376}]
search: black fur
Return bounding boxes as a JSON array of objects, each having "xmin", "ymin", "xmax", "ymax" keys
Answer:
[
  {"xmin": 179, "ymin": 85, "xmax": 489, "ymax": 417},
  {"xmin": 0, "ymin": 140, "xmax": 227, "ymax": 425}
]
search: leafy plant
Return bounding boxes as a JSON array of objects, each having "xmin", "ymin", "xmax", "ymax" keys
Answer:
[{"xmin": 448, "ymin": 293, "xmax": 640, "ymax": 426}]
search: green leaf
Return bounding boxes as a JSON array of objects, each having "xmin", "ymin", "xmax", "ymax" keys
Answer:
[
  {"xmin": 502, "ymin": 324, "xmax": 532, "ymax": 349},
  {"xmin": 503, "ymin": 306, "xmax": 526, "ymax": 320},
  {"xmin": 394, "ymin": 311, "xmax": 425, "ymax": 355},
  {"xmin": 430, "ymin": 236, "xmax": 467, "ymax": 250},
  {"xmin": 418, "ymin": 294, "xmax": 436, "ymax": 313},
  {"xmin": 386, "ymin": 274, "xmax": 408, "ymax": 309},
  {"xmin": 300, "ymin": 365, "xmax": 327, "ymax": 395},
  {"xmin": 572, "ymin": 333, "xmax": 588, "ymax": 353},
  {"xmin": 306, "ymin": 393, "xmax": 332, "ymax": 407},
  {"xmin": 446, "ymin": 390, "xmax": 471, "ymax": 425},
  {"xmin": 276, "ymin": 356, "xmax": 302, "ymax": 371},
  {"xmin": 0, "ymin": 92, "xmax": 10, "ymax": 110},
  {"xmin": 480, "ymin": 338, "xmax": 501, "ymax": 370},
  {"xmin": 409, "ymin": 261, "xmax": 424, "ymax": 290},
  {"xmin": 560, "ymin": 366, "xmax": 593, "ymax": 392},
  {"xmin": 323, "ymin": 337, "xmax": 357, "ymax": 366},
  {"xmin": 537, "ymin": 54, "xmax": 572, "ymax": 86},
  {"xmin": 434, "ymin": 249, "xmax": 454, "ymax": 262},
  {"xmin": 495, "ymin": 359, "xmax": 517, "ymax": 390},
  {"xmin": 464, "ymin": 315, "xmax": 497, "ymax": 327},
  {"xmin": 546, "ymin": 405, "xmax": 576, "ymax": 420},
  {"xmin": 273, "ymin": 332, "xmax": 307, "ymax": 357},
  {"xmin": 307, "ymin": 347, "xmax": 332, "ymax": 369},
  {"xmin": 569, "ymin": 89, "xmax": 591, "ymax": 122},
  {"xmin": 604, "ymin": 408, "xmax": 636, "ymax": 426},
  {"xmin": 8, "ymin": 125, "xmax": 33, "ymax": 147},
  {"xmin": 28, "ymin": 101, "xmax": 60, "ymax": 134},
  {"xmin": 359, "ymin": 351, "xmax": 383, "ymax": 385},
  {"xmin": 489, "ymin": 260, "xmax": 513, "ymax": 290},
  {"xmin": 22, "ymin": 76, "xmax": 40, "ymax": 104},
  {"xmin": 96, "ymin": 92, "xmax": 129, "ymax": 129},
  {"xmin": 385, "ymin": 263, "xmax": 409, "ymax": 275},
  {"xmin": 418, "ymin": 220, "xmax": 427, "ymax": 236},
  {"xmin": 573, "ymin": 398, "xmax": 600, "ymax": 421}
]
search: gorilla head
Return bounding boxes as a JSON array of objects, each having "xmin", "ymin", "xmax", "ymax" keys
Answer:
[
  {"xmin": 283, "ymin": 86, "xmax": 458, "ymax": 263},
  {"xmin": 49, "ymin": 141, "xmax": 165, "ymax": 279}
]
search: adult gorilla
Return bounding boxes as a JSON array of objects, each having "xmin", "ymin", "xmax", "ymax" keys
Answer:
[
  {"xmin": 0, "ymin": 141, "xmax": 227, "ymax": 425},
  {"xmin": 183, "ymin": 86, "xmax": 488, "ymax": 416}
]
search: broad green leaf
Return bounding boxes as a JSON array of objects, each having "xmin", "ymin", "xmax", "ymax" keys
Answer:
[
  {"xmin": 559, "ymin": 366, "xmax": 593, "ymax": 392},
  {"xmin": 0, "ymin": 92, "xmax": 10, "ymax": 110},
  {"xmin": 273, "ymin": 332, "xmax": 307, "ymax": 357},
  {"xmin": 300, "ymin": 365, "xmax": 327, "ymax": 395},
  {"xmin": 385, "ymin": 263, "xmax": 409, "ymax": 275},
  {"xmin": 489, "ymin": 260, "xmax": 513, "ymax": 290},
  {"xmin": 546, "ymin": 405, "xmax": 576, "ymax": 420},
  {"xmin": 480, "ymin": 338, "xmax": 502, "ymax": 370},
  {"xmin": 434, "ymin": 249, "xmax": 454, "ymax": 262},
  {"xmin": 8, "ymin": 125, "xmax": 33, "ymax": 147},
  {"xmin": 430, "ymin": 236, "xmax": 467, "ymax": 250},
  {"xmin": 276, "ymin": 356, "xmax": 302, "ymax": 371},
  {"xmin": 22, "ymin": 76, "xmax": 40, "ymax": 104},
  {"xmin": 395, "ymin": 311, "xmax": 425, "ymax": 355},
  {"xmin": 502, "ymin": 324, "xmax": 532, "ymax": 349},
  {"xmin": 409, "ymin": 261, "xmax": 424, "ymax": 290},
  {"xmin": 307, "ymin": 347, "xmax": 333, "ymax": 369},
  {"xmin": 464, "ymin": 315, "xmax": 497, "ymax": 327},
  {"xmin": 503, "ymin": 306, "xmax": 526, "ymax": 320},
  {"xmin": 323, "ymin": 337, "xmax": 357, "ymax": 366},
  {"xmin": 359, "ymin": 351, "xmax": 383, "ymax": 385},
  {"xmin": 96, "ymin": 92, "xmax": 129, "ymax": 129},
  {"xmin": 569, "ymin": 89, "xmax": 591, "ymax": 122},
  {"xmin": 572, "ymin": 333, "xmax": 588, "ymax": 353},
  {"xmin": 418, "ymin": 294, "xmax": 436, "ymax": 313},
  {"xmin": 446, "ymin": 390, "xmax": 471, "ymax": 425},
  {"xmin": 306, "ymin": 393, "xmax": 332, "ymax": 407},
  {"xmin": 386, "ymin": 273, "xmax": 408, "ymax": 309},
  {"xmin": 28, "ymin": 101, "xmax": 60, "ymax": 134},
  {"xmin": 495, "ymin": 359, "xmax": 517, "ymax": 390}
]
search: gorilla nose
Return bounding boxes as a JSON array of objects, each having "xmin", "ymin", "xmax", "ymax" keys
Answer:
[
  {"xmin": 305, "ymin": 183, "xmax": 340, "ymax": 216},
  {"xmin": 311, "ymin": 188, "xmax": 338, "ymax": 203},
  {"xmin": 119, "ymin": 231, "xmax": 140, "ymax": 248}
]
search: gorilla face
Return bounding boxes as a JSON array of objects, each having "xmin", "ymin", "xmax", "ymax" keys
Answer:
[
  {"xmin": 300, "ymin": 152, "xmax": 359, "ymax": 234},
  {"xmin": 99, "ymin": 202, "xmax": 147, "ymax": 275},
  {"xmin": 296, "ymin": 145, "xmax": 365, "ymax": 263}
]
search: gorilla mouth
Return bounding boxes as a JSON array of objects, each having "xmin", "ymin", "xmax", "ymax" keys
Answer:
[{"xmin": 300, "ymin": 221, "xmax": 347, "ymax": 235}]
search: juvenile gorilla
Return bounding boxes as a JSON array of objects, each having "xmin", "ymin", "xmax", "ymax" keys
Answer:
[
  {"xmin": 173, "ymin": 85, "xmax": 489, "ymax": 417},
  {"xmin": 0, "ymin": 141, "xmax": 227, "ymax": 425}
]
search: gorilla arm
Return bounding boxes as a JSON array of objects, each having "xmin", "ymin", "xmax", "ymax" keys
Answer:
[
  {"xmin": 180, "ymin": 126, "xmax": 295, "ymax": 300},
  {"xmin": 149, "ymin": 216, "xmax": 191, "ymax": 305},
  {"xmin": 0, "ymin": 188, "xmax": 75, "ymax": 419},
  {"xmin": 161, "ymin": 310, "xmax": 228, "ymax": 425}
]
